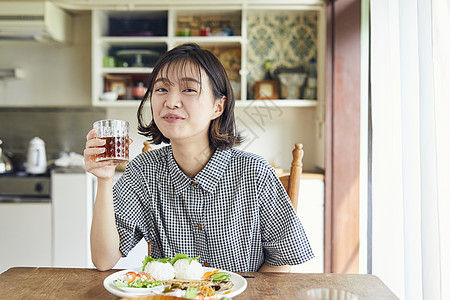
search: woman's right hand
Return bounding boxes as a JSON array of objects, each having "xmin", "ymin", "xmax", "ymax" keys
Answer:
[{"xmin": 84, "ymin": 128, "xmax": 116, "ymax": 180}]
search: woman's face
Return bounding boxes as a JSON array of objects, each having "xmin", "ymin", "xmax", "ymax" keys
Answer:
[{"xmin": 151, "ymin": 62, "xmax": 225, "ymax": 146}]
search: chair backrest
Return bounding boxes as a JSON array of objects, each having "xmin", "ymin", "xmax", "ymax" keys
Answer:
[{"xmin": 279, "ymin": 143, "xmax": 304, "ymax": 211}]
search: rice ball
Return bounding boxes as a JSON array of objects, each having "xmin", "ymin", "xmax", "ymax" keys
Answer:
[
  {"xmin": 144, "ymin": 261, "xmax": 175, "ymax": 281},
  {"xmin": 174, "ymin": 259, "xmax": 204, "ymax": 280}
]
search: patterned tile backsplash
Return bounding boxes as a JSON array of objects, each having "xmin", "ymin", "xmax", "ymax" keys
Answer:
[{"xmin": 247, "ymin": 10, "xmax": 318, "ymax": 86}]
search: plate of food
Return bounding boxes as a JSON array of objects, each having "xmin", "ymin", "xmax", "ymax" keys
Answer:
[{"xmin": 103, "ymin": 253, "xmax": 247, "ymax": 299}]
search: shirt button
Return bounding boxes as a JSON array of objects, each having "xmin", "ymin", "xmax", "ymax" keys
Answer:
[
  {"xmin": 191, "ymin": 181, "xmax": 197, "ymax": 187},
  {"xmin": 197, "ymin": 224, "xmax": 202, "ymax": 230},
  {"xmin": 204, "ymin": 262, "xmax": 210, "ymax": 267}
]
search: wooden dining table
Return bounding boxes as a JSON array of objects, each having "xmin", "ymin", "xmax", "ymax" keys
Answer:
[{"xmin": 0, "ymin": 267, "xmax": 398, "ymax": 299}]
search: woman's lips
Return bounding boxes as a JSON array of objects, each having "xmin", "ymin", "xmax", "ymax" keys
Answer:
[{"xmin": 162, "ymin": 113, "xmax": 185, "ymax": 123}]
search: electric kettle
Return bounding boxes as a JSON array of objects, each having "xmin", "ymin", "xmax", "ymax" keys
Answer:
[{"xmin": 26, "ymin": 137, "xmax": 47, "ymax": 174}]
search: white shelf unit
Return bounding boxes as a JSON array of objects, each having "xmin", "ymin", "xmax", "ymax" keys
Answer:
[
  {"xmin": 92, "ymin": 9, "xmax": 169, "ymax": 106},
  {"xmin": 91, "ymin": 3, "xmax": 325, "ymax": 108}
]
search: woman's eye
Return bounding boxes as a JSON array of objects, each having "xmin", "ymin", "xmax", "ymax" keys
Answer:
[
  {"xmin": 154, "ymin": 87, "xmax": 167, "ymax": 92},
  {"xmin": 183, "ymin": 88, "xmax": 197, "ymax": 93}
]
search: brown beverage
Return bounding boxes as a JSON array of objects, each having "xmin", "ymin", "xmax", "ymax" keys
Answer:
[{"xmin": 95, "ymin": 136, "xmax": 129, "ymax": 163}]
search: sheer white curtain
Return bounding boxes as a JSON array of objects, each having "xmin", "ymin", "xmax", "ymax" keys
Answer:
[{"xmin": 370, "ymin": 0, "xmax": 449, "ymax": 299}]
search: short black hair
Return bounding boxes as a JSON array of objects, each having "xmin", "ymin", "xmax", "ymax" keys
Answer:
[{"xmin": 137, "ymin": 43, "xmax": 242, "ymax": 150}]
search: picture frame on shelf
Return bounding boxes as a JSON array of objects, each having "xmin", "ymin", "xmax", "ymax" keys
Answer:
[
  {"xmin": 254, "ymin": 80, "xmax": 279, "ymax": 100},
  {"xmin": 104, "ymin": 75, "xmax": 132, "ymax": 100}
]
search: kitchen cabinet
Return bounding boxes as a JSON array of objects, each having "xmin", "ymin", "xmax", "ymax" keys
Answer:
[
  {"xmin": 52, "ymin": 171, "xmax": 95, "ymax": 268},
  {"xmin": 0, "ymin": 202, "xmax": 52, "ymax": 273},
  {"xmin": 90, "ymin": 1, "xmax": 325, "ymax": 109}
]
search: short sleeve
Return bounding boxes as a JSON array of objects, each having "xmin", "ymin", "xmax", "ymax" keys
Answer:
[
  {"xmin": 258, "ymin": 164, "xmax": 314, "ymax": 266},
  {"xmin": 113, "ymin": 161, "xmax": 151, "ymax": 257}
]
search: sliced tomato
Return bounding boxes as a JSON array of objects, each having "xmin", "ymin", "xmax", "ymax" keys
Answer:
[
  {"xmin": 137, "ymin": 272, "xmax": 156, "ymax": 282},
  {"xmin": 125, "ymin": 271, "xmax": 137, "ymax": 283}
]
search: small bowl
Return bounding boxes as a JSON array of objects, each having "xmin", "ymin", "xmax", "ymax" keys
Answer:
[{"xmin": 100, "ymin": 91, "xmax": 118, "ymax": 101}]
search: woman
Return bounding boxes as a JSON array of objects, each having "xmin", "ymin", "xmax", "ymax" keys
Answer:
[{"xmin": 84, "ymin": 43, "xmax": 313, "ymax": 272}]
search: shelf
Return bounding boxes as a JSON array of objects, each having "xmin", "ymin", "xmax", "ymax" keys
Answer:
[{"xmin": 92, "ymin": 6, "xmax": 322, "ymax": 109}]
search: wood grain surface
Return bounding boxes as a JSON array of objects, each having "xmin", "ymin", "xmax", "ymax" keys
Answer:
[{"xmin": 0, "ymin": 267, "xmax": 399, "ymax": 300}]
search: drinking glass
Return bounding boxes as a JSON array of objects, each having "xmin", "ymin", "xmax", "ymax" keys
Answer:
[{"xmin": 93, "ymin": 119, "xmax": 130, "ymax": 163}]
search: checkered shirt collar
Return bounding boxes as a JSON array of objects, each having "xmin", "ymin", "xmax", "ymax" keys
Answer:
[{"xmin": 167, "ymin": 145, "xmax": 232, "ymax": 195}]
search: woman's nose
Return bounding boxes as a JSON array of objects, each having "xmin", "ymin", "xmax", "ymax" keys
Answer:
[{"xmin": 165, "ymin": 91, "xmax": 182, "ymax": 109}]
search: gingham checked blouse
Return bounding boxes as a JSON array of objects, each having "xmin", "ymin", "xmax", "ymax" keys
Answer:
[{"xmin": 113, "ymin": 145, "xmax": 314, "ymax": 272}]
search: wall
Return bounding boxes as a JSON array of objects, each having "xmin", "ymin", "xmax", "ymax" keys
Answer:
[
  {"xmin": 0, "ymin": 13, "xmax": 91, "ymax": 106},
  {"xmin": 0, "ymin": 107, "xmax": 106, "ymax": 167}
]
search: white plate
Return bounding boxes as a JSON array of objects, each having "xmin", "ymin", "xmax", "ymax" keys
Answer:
[{"xmin": 103, "ymin": 267, "xmax": 247, "ymax": 298}]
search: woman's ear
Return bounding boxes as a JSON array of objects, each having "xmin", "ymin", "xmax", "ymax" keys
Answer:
[{"xmin": 212, "ymin": 96, "xmax": 226, "ymax": 119}]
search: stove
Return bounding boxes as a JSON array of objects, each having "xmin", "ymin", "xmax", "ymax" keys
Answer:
[{"xmin": 0, "ymin": 171, "xmax": 51, "ymax": 202}]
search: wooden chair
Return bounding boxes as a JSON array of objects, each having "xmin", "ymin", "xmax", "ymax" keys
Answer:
[{"xmin": 279, "ymin": 143, "xmax": 304, "ymax": 211}]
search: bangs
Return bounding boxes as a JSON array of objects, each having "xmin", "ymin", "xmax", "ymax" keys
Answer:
[{"xmin": 154, "ymin": 58, "xmax": 204, "ymax": 92}]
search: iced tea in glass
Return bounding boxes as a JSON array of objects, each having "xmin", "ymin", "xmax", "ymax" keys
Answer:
[{"xmin": 93, "ymin": 119, "xmax": 130, "ymax": 163}]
